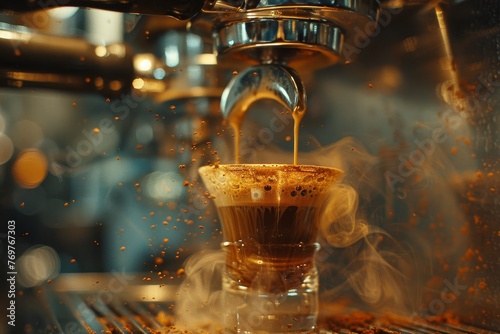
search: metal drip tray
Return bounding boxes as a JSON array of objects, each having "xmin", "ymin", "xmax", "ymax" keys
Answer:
[{"xmin": 15, "ymin": 273, "xmax": 498, "ymax": 334}]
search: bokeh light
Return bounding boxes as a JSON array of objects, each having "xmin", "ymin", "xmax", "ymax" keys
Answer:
[
  {"xmin": 0, "ymin": 133, "xmax": 14, "ymax": 165},
  {"xmin": 144, "ymin": 171, "xmax": 184, "ymax": 201},
  {"xmin": 47, "ymin": 7, "xmax": 79, "ymax": 20},
  {"xmin": 12, "ymin": 149, "xmax": 49, "ymax": 188},
  {"xmin": 17, "ymin": 245, "xmax": 60, "ymax": 288}
]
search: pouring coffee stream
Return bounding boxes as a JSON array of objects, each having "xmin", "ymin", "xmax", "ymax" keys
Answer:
[{"xmin": 220, "ymin": 64, "xmax": 307, "ymax": 165}]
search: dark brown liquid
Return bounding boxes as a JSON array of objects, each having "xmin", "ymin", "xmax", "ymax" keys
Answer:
[{"xmin": 218, "ymin": 205, "xmax": 319, "ymax": 292}]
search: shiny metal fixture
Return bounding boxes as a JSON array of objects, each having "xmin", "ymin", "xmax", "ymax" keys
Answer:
[
  {"xmin": 220, "ymin": 64, "xmax": 306, "ymax": 130},
  {"xmin": 213, "ymin": 19, "xmax": 343, "ymax": 69},
  {"xmin": 204, "ymin": 0, "xmax": 380, "ymax": 69}
]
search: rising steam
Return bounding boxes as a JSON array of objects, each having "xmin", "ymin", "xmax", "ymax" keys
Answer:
[
  {"xmin": 175, "ymin": 136, "xmax": 430, "ymax": 330},
  {"xmin": 304, "ymin": 138, "xmax": 416, "ymax": 312},
  {"xmin": 318, "ymin": 183, "xmax": 369, "ymax": 248},
  {"xmin": 175, "ymin": 250, "xmax": 225, "ymax": 331}
]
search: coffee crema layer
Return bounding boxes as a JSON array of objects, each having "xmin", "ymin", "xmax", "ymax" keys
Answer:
[{"xmin": 198, "ymin": 164, "xmax": 342, "ymax": 207}]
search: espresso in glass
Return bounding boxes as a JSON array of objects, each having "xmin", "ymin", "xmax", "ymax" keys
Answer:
[{"xmin": 199, "ymin": 164, "xmax": 342, "ymax": 333}]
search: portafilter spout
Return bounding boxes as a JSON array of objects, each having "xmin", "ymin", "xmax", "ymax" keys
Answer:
[{"xmin": 220, "ymin": 64, "xmax": 306, "ymax": 164}]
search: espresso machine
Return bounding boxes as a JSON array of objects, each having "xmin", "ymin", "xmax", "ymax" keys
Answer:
[{"xmin": 0, "ymin": 0, "xmax": 498, "ymax": 333}]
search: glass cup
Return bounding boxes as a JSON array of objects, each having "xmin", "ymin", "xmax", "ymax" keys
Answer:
[{"xmin": 198, "ymin": 164, "xmax": 342, "ymax": 333}]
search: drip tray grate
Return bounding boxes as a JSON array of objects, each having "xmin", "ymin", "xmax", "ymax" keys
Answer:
[{"xmin": 17, "ymin": 274, "xmax": 498, "ymax": 334}]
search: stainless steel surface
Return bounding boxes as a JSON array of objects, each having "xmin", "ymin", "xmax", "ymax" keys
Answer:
[
  {"xmin": 0, "ymin": 22, "xmax": 134, "ymax": 96},
  {"xmin": 205, "ymin": 0, "xmax": 379, "ymax": 69},
  {"xmin": 220, "ymin": 64, "xmax": 305, "ymax": 129},
  {"xmin": 213, "ymin": 19, "xmax": 343, "ymax": 69}
]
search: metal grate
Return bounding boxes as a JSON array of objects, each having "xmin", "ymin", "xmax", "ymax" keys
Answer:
[
  {"xmin": 43, "ymin": 292, "xmax": 179, "ymax": 333},
  {"xmin": 16, "ymin": 274, "xmax": 499, "ymax": 334}
]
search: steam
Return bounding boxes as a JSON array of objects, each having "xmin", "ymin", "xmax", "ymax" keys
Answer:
[
  {"xmin": 175, "ymin": 134, "xmax": 468, "ymax": 330},
  {"xmin": 334, "ymin": 234, "xmax": 414, "ymax": 310},
  {"xmin": 302, "ymin": 138, "xmax": 416, "ymax": 312},
  {"xmin": 319, "ymin": 183, "xmax": 369, "ymax": 248},
  {"xmin": 175, "ymin": 250, "xmax": 225, "ymax": 331}
]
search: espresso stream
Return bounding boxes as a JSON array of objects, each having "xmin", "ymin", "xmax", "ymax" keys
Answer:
[{"xmin": 228, "ymin": 104, "xmax": 305, "ymax": 164}]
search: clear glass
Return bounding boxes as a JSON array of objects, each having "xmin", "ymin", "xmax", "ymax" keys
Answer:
[{"xmin": 198, "ymin": 164, "xmax": 342, "ymax": 333}]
